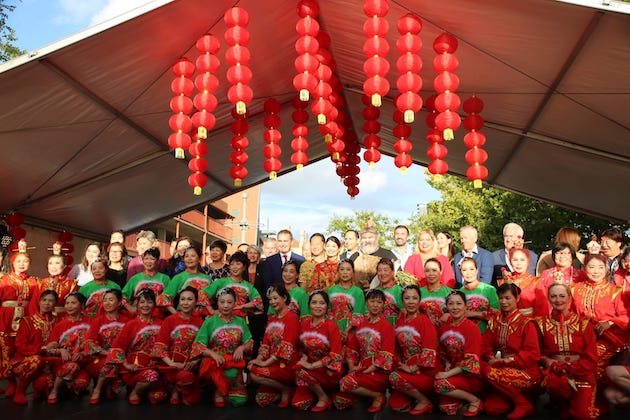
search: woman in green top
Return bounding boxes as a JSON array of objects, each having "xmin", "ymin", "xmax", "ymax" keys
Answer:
[
  {"xmin": 158, "ymin": 245, "xmax": 212, "ymax": 316},
  {"xmin": 419, "ymin": 258, "xmax": 453, "ymax": 327},
  {"xmin": 374, "ymin": 259, "xmax": 404, "ymax": 325},
  {"xmin": 458, "ymin": 257, "xmax": 499, "ymax": 334},
  {"xmin": 327, "ymin": 259, "xmax": 366, "ymax": 341},
  {"xmin": 79, "ymin": 258, "xmax": 121, "ymax": 317},
  {"xmin": 202, "ymin": 251, "xmax": 262, "ymax": 318},
  {"xmin": 269, "ymin": 260, "xmax": 308, "ymax": 318},
  {"xmin": 191, "ymin": 288, "xmax": 252, "ymax": 407},
  {"xmin": 123, "ymin": 248, "xmax": 170, "ymax": 316}
]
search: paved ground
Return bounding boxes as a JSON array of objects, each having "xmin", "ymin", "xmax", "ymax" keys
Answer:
[{"xmin": 1, "ymin": 384, "xmax": 630, "ymax": 420}]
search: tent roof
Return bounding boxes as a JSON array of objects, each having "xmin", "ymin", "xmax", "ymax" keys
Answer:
[{"xmin": 1, "ymin": 0, "xmax": 629, "ymax": 237}]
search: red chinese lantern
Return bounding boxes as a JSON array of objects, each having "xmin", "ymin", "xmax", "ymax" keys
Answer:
[
  {"xmin": 291, "ymin": 96, "xmax": 310, "ymax": 170},
  {"xmin": 343, "ymin": 133, "xmax": 361, "ymax": 198},
  {"xmin": 425, "ymin": 94, "xmax": 448, "ymax": 175},
  {"xmin": 433, "ymin": 32, "xmax": 461, "ymax": 141},
  {"xmin": 229, "ymin": 110, "xmax": 250, "ymax": 187},
  {"xmin": 463, "ymin": 95, "xmax": 488, "ymax": 188},
  {"xmin": 393, "ymin": 109, "xmax": 412, "ymax": 172},
  {"xmin": 294, "ymin": 0, "xmax": 320, "ymax": 101},
  {"xmin": 168, "ymin": 58, "xmax": 195, "ymax": 158},
  {"xmin": 224, "ymin": 7, "xmax": 253, "ymax": 115},
  {"xmin": 395, "ymin": 14, "xmax": 423, "ymax": 123},
  {"xmin": 263, "ymin": 99, "xmax": 282, "ymax": 179},
  {"xmin": 363, "ymin": 0, "xmax": 390, "ymax": 107},
  {"xmin": 311, "ymin": 63, "xmax": 333, "ymax": 125},
  {"xmin": 362, "ymin": 95, "xmax": 382, "ymax": 167}
]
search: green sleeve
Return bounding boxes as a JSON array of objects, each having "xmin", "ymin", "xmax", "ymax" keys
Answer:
[
  {"xmin": 487, "ymin": 285, "xmax": 500, "ymax": 310},
  {"xmin": 194, "ymin": 317, "xmax": 213, "ymax": 345},
  {"xmin": 298, "ymin": 289, "xmax": 309, "ymax": 317},
  {"xmin": 352, "ymin": 287, "xmax": 367, "ymax": 315},
  {"xmin": 78, "ymin": 283, "xmax": 91, "ymax": 298},
  {"xmin": 107, "ymin": 280, "xmax": 121, "ymax": 290},
  {"xmin": 202, "ymin": 278, "xmax": 224, "ymax": 299},
  {"xmin": 121, "ymin": 277, "xmax": 136, "ymax": 301},
  {"xmin": 158, "ymin": 273, "xmax": 171, "ymax": 289},
  {"xmin": 248, "ymin": 282, "xmax": 261, "ymax": 301},
  {"xmin": 239, "ymin": 316, "xmax": 252, "ymax": 343},
  {"xmin": 163, "ymin": 274, "xmax": 183, "ymax": 297}
]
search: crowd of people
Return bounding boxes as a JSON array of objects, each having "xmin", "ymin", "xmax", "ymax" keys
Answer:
[{"xmin": 0, "ymin": 222, "xmax": 629, "ymax": 420}]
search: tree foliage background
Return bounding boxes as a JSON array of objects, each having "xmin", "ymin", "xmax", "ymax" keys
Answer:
[
  {"xmin": 1, "ymin": 1, "xmax": 25, "ymax": 62},
  {"xmin": 327, "ymin": 174, "xmax": 620, "ymax": 254}
]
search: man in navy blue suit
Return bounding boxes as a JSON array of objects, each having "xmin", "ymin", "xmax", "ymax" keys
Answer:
[
  {"xmin": 453, "ymin": 225, "xmax": 494, "ymax": 288},
  {"xmin": 263, "ymin": 229, "xmax": 305, "ymax": 290}
]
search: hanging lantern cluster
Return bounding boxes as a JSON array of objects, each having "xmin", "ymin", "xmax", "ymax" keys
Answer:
[
  {"xmin": 362, "ymin": 94, "xmax": 381, "ymax": 167},
  {"xmin": 312, "ymin": 53, "xmax": 333, "ymax": 125},
  {"xmin": 224, "ymin": 7, "xmax": 253, "ymax": 115},
  {"xmin": 395, "ymin": 13, "xmax": 423, "ymax": 123},
  {"xmin": 294, "ymin": 0, "xmax": 320, "ymax": 102},
  {"xmin": 6, "ymin": 212, "xmax": 26, "ymax": 242},
  {"xmin": 363, "ymin": 0, "xmax": 390, "ymax": 107},
  {"xmin": 229, "ymin": 109, "xmax": 249, "ymax": 187},
  {"xmin": 425, "ymin": 94, "xmax": 448, "ymax": 175},
  {"xmin": 393, "ymin": 108, "xmax": 412, "ymax": 172},
  {"xmin": 263, "ymin": 98, "xmax": 282, "ymax": 179},
  {"xmin": 433, "ymin": 33, "xmax": 461, "ymax": 141},
  {"xmin": 168, "ymin": 58, "xmax": 195, "ymax": 159},
  {"xmin": 291, "ymin": 96, "xmax": 310, "ymax": 170},
  {"xmin": 338, "ymin": 130, "xmax": 361, "ymax": 198},
  {"xmin": 189, "ymin": 34, "xmax": 221, "ymax": 195},
  {"xmin": 463, "ymin": 95, "xmax": 488, "ymax": 188}
]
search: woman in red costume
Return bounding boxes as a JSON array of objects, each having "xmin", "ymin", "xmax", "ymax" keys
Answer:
[
  {"xmin": 499, "ymin": 248, "xmax": 541, "ymax": 316},
  {"xmin": 0, "ymin": 252, "xmax": 39, "ymax": 397},
  {"xmin": 434, "ymin": 290, "xmax": 483, "ymax": 416},
  {"xmin": 154, "ymin": 286, "xmax": 203, "ymax": 406},
  {"xmin": 482, "ymin": 283, "xmax": 541, "ymax": 419},
  {"xmin": 388, "ymin": 284, "xmax": 439, "ymax": 415},
  {"xmin": 248, "ymin": 284, "xmax": 299, "ymax": 407},
  {"xmin": 536, "ymin": 283, "xmax": 599, "ymax": 420},
  {"xmin": 45, "ymin": 292, "xmax": 91, "ymax": 403},
  {"xmin": 291, "ymin": 290, "xmax": 343, "ymax": 412},
  {"xmin": 30, "ymin": 254, "xmax": 78, "ymax": 318},
  {"xmin": 537, "ymin": 243, "xmax": 587, "ymax": 315},
  {"xmin": 10, "ymin": 290, "xmax": 58, "ymax": 404},
  {"xmin": 84, "ymin": 288, "xmax": 130, "ymax": 404},
  {"xmin": 334, "ymin": 288, "xmax": 395, "ymax": 413},
  {"xmin": 105, "ymin": 288, "xmax": 165, "ymax": 405},
  {"xmin": 572, "ymin": 253, "xmax": 629, "ymax": 379}
]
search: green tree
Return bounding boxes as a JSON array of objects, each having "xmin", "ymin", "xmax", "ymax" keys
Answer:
[
  {"xmin": 1, "ymin": 1, "xmax": 25, "ymax": 62},
  {"xmin": 411, "ymin": 174, "xmax": 619, "ymax": 254},
  {"xmin": 326, "ymin": 210, "xmax": 400, "ymax": 248}
]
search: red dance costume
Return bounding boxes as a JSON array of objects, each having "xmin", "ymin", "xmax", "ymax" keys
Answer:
[
  {"xmin": 536, "ymin": 267, "xmax": 586, "ymax": 316},
  {"xmin": 291, "ymin": 316, "xmax": 343, "ymax": 410},
  {"xmin": 45, "ymin": 316, "xmax": 92, "ymax": 395},
  {"xmin": 535, "ymin": 311, "xmax": 599, "ymax": 420},
  {"xmin": 388, "ymin": 310, "xmax": 439, "ymax": 412},
  {"xmin": 481, "ymin": 309, "xmax": 541, "ymax": 416},
  {"xmin": 0, "ymin": 272, "xmax": 39, "ymax": 384},
  {"xmin": 106, "ymin": 316, "xmax": 166, "ymax": 404},
  {"xmin": 84, "ymin": 312, "xmax": 130, "ymax": 385},
  {"xmin": 572, "ymin": 280, "xmax": 629, "ymax": 377},
  {"xmin": 30, "ymin": 275, "xmax": 78, "ymax": 318},
  {"xmin": 10, "ymin": 311, "xmax": 56, "ymax": 403},
  {"xmin": 153, "ymin": 312, "xmax": 203, "ymax": 405},
  {"xmin": 499, "ymin": 272, "xmax": 542, "ymax": 316},
  {"xmin": 334, "ymin": 315, "xmax": 395, "ymax": 410},
  {"xmin": 250, "ymin": 310, "xmax": 299, "ymax": 407},
  {"xmin": 434, "ymin": 318, "xmax": 483, "ymax": 415}
]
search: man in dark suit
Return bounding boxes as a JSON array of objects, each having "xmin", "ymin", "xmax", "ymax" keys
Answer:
[
  {"xmin": 491, "ymin": 222, "xmax": 538, "ymax": 285},
  {"xmin": 453, "ymin": 225, "xmax": 494, "ymax": 288},
  {"xmin": 263, "ymin": 229, "xmax": 305, "ymax": 290}
]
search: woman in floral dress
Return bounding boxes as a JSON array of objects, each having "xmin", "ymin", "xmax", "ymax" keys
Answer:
[
  {"xmin": 191, "ymin": 287, "xmax": 252, "ymax": 407},
  {"xmin": 389, "ymin": 285, "xmax": 439, "ymax": 414},
  {"xmin": 248, "ymin": 284, "xmax": 299, "ymax": 407},
  {"xmin": 419, "ymin": 258, "xmax": 453, "ymax": 327},
  {"xmin": 326, "ymin": 259, "xmax": 366, "ymax": 342},
  {"xmin": 154, "ymin": 286, "xmax": 203, "ymax": 405},
  {"xmin": 334, "ymin": 289, "xmax": 395, "ymax": 413},
  {"xmin": 458, "ymin": 257, "xmax": 499, "ymax": 333}
]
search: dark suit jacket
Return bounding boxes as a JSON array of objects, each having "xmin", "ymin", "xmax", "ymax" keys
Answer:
[
  {"xmin": 452, "ymin": 246, "xmax": 494, "ymax": 288},
  {"xmin": 262, "ymin": 252, "xmax": 305, "ymax": 290},
  {"xmin": 491, "ymin": 249, "xmax": 539, "ymax": 286}
]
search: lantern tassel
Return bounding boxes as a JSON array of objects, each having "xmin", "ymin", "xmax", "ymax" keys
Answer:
[
  {"xmin": 175, "ymin": 148, "xmax": 185, "ymax": 159},
  {"xmin": 403, "ymin": 110, "xmax": 415, "ymax": 124},
  {"xmin": 197, "ymin": 126, "xmax": 208, "ymax": 139},
  {"xmin": 317, "ymin": 114, "xmax": 326, "ymax": 125},
  {"xmin": 473, "ymin": 179, "xmax": 483, "ymax": 188},
  {"xmin": 193, "ymin": 186, "xmax": 202, "ymax": 195},
  {"xmin": 296, "ymin": 164, "xmax": 304, "ymax": 171},
  {"xmin": 371, "ymin": 93, "xmax": 382, "ymax": 107},
  {"xmin": 234, "ymin": 178, "xmax": 242, "ymax": 187},
  {"xmin": 399, "ymin": 166, "xmax": 408, "ymax": 174},
  {"xmin": 442, "ymin": 128, "xmax": 454, "ymax": 141},
  {"xmin": 299, "ymin": 89, "xmax": 310, "ymax": 102},
  {"xmin": 236, "ymin": 101, "xmax": 247, "ymax": 115},
  {"xmin": 269, "ymin": 171, "xmax": 278, "ymax": 180}
]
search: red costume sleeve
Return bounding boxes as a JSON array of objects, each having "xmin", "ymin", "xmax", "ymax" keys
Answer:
[
  {"xmin": 514, "ymin": 320, "xmax": 541, "ymax": 369},
  {"xmin": 321, "ymin": 319, "xmax": 343, "ymax": 372},
  {"xmin": 15, "ymin": 318, "xmax": 42, "ymax": 356},
  {"xmin": 154, "ymin": 315, "xmax": 176, "ymax": 359},
  {"xmin": 276, "ymin": 312, "xmax": 299, "ymax": 362},
  {"xmin": 106, "ymin": 319, "xmax": 135, "ymax": 364},
  {"xmin": 374, "ymin": 318, "xmax": 395, "ymax": 371}
]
